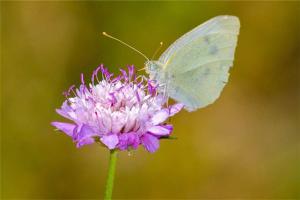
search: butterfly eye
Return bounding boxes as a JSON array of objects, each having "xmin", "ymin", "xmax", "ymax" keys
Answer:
[
  {"xmin": 150, "ymin": 64, "xmax": 158, "ymax": 71},
  {"xmin": 147, "ymin": 65, "xmax": 153, "ymax": 71}
]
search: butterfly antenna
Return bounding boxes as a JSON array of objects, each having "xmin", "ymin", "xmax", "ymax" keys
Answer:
[
  {"xmin": 139, "ymin": 42, "xmax": 163, "ymax": 71},
  {"xmin": 102, "ymin": 32, "xmax": 149, "ymax": 61},
  {"xmin": 151, "ymin": 42, "xmax": 163, "ymax": 60}
]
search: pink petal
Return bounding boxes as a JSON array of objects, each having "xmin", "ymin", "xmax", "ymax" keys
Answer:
[
  {"xmin": 55, "ymin": 101, "xmax": 74, "ymax": 120},
  {"xmin": 51, "ymin": 122, "xmax": 75, "ymax": 137},
  {"xmin": 100, "ymin": 135, "xmax": 119, "ymax": 150},
  {"xmin": 75, "ymin": 124, "xmax": 97, "ymax": 141},
  {"xmin": 169, "ymin": 103, "xmax": 184, "ymax": 116},
  {"xmin": 76, "ymin": 137, "xmax": 95, "ymax": 148},
  {"xmin": 151, "ymin": 109, "xmax": 169, "ymax": 125},
  {"xmin": 71, "ymin": 124, "xmax": 98, "ymax": 148},
  {"xmin": 148, "ymin": 125, "xmax": 172, "ymax": 136},
  {"xmin": 117, "ymin": 132, "xmax": 140, "ymax": 150},
  {"xmin": 141, "ymin": 133, "xmax": 159, "ymax": 153}
]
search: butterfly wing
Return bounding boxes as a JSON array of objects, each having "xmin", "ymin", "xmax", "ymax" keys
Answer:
[{"xmin": 158, "ymin": 15, "xmax": 240, "ymax": 111}]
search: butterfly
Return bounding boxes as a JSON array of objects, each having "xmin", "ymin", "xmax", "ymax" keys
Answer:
[{"xmin": 103, "ymin": 15, "xmax": 240, "ymax": 112}]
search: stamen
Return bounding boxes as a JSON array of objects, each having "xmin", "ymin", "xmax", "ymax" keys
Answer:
[
  {"xmin": 81, "ymin": 73, "xmax": 85, "ymax": 85},
  {"xmin": 68, "ymin": 85, "xmax": 77, "ymax": 96},
  {"xmin": 95, "ymin": 65, "xmax": 102, "ymax": 83},
  {"xmin": 128, "ymin": 65, "xmax": 135, "ymax": 81},
  {"xmin": 120, "ymin": 69, "xmax": 128, "ymax": 82},
  {"xmin": 111, "ymin": 75, "xmax": 122, "ymax": 83},
  {"xmin": 62, "ymin": 91, "xmax": 69, "ymax": 98},
  {"xmin": 135, "ymin": 90, "xmax": 141, "ymax": 103},
  {"xmin": 109, "ymin": 92, "xmax": 117, "ymax": 105}
]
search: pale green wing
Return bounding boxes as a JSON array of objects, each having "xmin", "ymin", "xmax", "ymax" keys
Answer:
[{"xmin": 158, "ymin": 15, "xmax": 240, "ymax": 111}]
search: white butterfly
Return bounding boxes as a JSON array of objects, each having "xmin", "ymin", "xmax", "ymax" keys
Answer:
[{"xmin": 104, "ymin": 15, "xmax": 240, "ymax": 112}]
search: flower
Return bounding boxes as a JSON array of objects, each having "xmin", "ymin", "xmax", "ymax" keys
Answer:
[{"xmin": 51, "ymin": 65, "xmax": 183, "ymax": 153}]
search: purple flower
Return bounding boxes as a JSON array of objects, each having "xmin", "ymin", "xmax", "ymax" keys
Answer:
[{"xmin": 51, "ymin": 65, "xmax": 183, "ymax": 153}]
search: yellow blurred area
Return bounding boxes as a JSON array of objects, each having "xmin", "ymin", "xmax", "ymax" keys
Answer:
[{"xmin": 1, "ymin": 1, "xmax": 299, "ymax": 199}]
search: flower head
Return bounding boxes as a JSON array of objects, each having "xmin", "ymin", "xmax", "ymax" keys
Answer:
[{"xmin": 51, "ymin": 65, "xmax": 183, "ymax": 153}]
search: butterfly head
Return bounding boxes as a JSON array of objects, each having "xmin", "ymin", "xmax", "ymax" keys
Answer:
[{"xmin": 145, "ymin": 61, "xmax": 162, "ymax": 77}]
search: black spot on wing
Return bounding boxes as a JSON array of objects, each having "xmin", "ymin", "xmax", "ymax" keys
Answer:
[
  {"xmin": 209, "ymin": 45, "xmax": 218, "ymax": 55},
  {"xmin": 204, "ymin": 36, "xmax": 210, "ymax": 44},
  {"xmin": 204, "ymin": 68, "xmax": 210, "ymax": 76}
]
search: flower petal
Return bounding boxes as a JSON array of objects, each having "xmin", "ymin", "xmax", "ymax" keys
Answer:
[
  {"xmin": 51, "ymin": 122, "xmax": 75, "ymax": 137},
  {"xmin": 111, "ymin": 112, "xmax": 126, "ymax": 134},
  {"xmin": 141, "ymin": 133, "xmax": 159, "ymax": 153},
  {"xmin": 76, "ymin": 137, "xmax": 95, "ymax": 148},
  {"xmin": 151, "ymin": 109, "xmax": 169, "ymax": 125},
  {"xmin": 162, "ymin": 124, "xmax": 173, "ymax": 133},
  {"xmin": 169, "ymin": 103, "xmax": 184, "ymax": 116},
  {"xmin": 72, "ymin": 124, "xmax": 99, "ymax": 148},
  {"xmin": 56, "ymin": 101, "xmax": 74, "ymax": 120},
  {"xmin": 123, "ymin": 110, "xmax": 137, "ymax": 133},
  {"xmin": 74, "ymin": 124, "xmax": 97, "ymax": 141},
  {"xmin": 117, "ymin": 132, "xmax": 140, "ymax": 150},
  {"xmin": 148, "ymin": 125, "xmax": 172, "ymax": 136},
  {"xmin": 100, "ymin": 134, "xmax": 119, "ymax": 150}
]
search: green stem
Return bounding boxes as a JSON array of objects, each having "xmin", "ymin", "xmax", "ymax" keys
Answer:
[{"xmin": 104, "ymin": 149, "xmax": 118, "ymax": 200}]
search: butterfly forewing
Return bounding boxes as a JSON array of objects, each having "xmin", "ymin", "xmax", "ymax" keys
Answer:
[{"xmin": 158, "ymin": 16, "xmax": 240, "ymax": 111}]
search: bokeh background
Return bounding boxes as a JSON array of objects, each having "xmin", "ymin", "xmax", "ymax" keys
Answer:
[{"xmin": 1, "ymin": 1, "xmax": 299, "ymax": 199}]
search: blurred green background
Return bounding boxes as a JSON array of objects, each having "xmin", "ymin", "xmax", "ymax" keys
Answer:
[{"xmin": 1, "ymin": 1, "xmax": 299, "ymax": 199}]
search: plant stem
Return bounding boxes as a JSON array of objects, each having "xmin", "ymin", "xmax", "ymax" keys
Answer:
[{"xmin": 104, "ymin": 149, "xmax": 118, "ymax": 200}]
